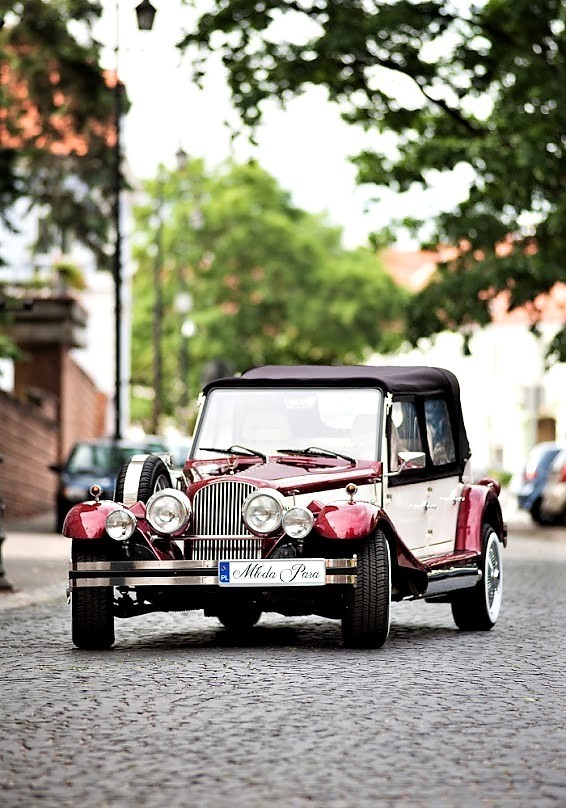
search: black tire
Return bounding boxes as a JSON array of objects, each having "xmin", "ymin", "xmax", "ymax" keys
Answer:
[
  {"xmin": 71, "ymin": 541, "xmax": 114, "ymax": 650},
  {"xmin": 217, "ymin": 603, "xmax": 262, "ymax": 631},
  {"xmin": 341, "ymin": 529, "xmax": 391, "ymax": 649},
  {"xmin": 451, "ymin": 524, "xmax": 503, "ymax": 631},
  {"xmin": 530, "ymin": 498, "xmax": 552, "ymax": 526},
  {"xmin": 114, "ymin": 454, "xmax": 171, "ymax": 506}
]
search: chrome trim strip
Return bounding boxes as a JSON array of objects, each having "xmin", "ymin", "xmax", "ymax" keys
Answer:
[
  {"xmin": 70, "ymin": 574, "xmax": 355, "ymax": 588},
  {"xmin": 425, "ymin": 565, "xmax": 481, "ymax": 597},
  {"xmin": 69, "ymin": 558, "xmax": 357, "ymax": 588},
  {"xmin": 70, "ymin": 576, "xmax": 220, "ymax": 587},
  {"xmin": 71, "ymin": 558, "xmax": 357, "ymax": 572},
  {"xmin": 72, "ymin": 560, "xmax": 218, "ymax": 571},
  {"xmin": 326, "ymin": 574, "xmax": 357, "ymax": 585},
  {"xmin": 326, "ymin": 558, "xmax": 357, "ymax": 568}
]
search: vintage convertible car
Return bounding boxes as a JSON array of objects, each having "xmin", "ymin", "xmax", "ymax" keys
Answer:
[{"xmin": 65, "ymin": 365, "xmax": 506, "ymax": 650}]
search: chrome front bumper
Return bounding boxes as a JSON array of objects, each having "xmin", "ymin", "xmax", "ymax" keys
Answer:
[{"xmin": 69, "ymin": 558, "xmax": 357, "ymax": 588}]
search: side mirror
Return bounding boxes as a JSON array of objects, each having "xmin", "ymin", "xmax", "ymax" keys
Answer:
[{"xmin": 398, "ymin": 451, "xmax": 426, "ymax": 471}]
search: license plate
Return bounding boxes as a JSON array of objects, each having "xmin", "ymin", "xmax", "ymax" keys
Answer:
[{"xmin": 218, "ymin": 558, "xmax": 326, "ymax": 587}]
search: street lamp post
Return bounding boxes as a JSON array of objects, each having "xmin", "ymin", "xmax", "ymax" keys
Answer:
[{"xmin": 113, "ymin": 1, "xmax": 157, "ymax": 441}]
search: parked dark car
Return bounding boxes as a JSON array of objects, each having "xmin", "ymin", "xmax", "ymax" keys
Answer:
[
  {"xmin": 540, "ymin": 448, "xmax": 566, "ymax": 525},
  {"xmin": 51, "ymin": 437, "xmax": 167, "ymax": 532},
  {"xmin": 64, "ymin": 365, "xmax": 506, "ymax": 651},
  {"xmin": 516, "ymin": 442, "xmax": 565, "ymax": 524}
]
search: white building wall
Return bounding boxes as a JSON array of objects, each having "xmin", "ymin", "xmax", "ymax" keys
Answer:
[{"xmin": 371, "ymin": 322, "xmax": 566, "ymax": 478}]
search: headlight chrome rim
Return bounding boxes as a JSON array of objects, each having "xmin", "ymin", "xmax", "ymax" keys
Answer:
[
  {"xmin": 242, "ymin": 489, "xmax": 288, "ymax": 535},
  {"xmin": 145, "ymin": 488, "xmax": 192, "ymax": 535},
  {"xmin": 105, "ymin": 508, "xmax": 137, "ymax": 541},
  {"xmin": 282, "ymin": 506, "xmax": 314, "ymax": 539}
]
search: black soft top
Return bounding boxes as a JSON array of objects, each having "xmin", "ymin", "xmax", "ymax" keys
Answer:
[{"xmin": 203, "ymin": 364, "xmax": 470, "ymax": 464}]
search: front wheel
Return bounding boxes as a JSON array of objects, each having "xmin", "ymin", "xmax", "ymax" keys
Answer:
[
  {"xmin": 451, "ymin": 524, "xmax": 503, "ymax": 631},
  {"xmin": 71, "ymin": 541, "xmax": 114, "ymax": 650},
  {"xmin": 341, "ymin": 529, "xmax": 391, "ymax": 649}
]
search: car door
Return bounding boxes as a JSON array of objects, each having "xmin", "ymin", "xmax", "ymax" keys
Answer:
[
  {"xmin": 383, "ymin": 396, "xmax": 462, "ymax": 559},
  {"xmin": 422, "ymin": 397, "xmax": 463, "ymax": 556},
  {"xmin": 383, "ymin": 398, "xmax": 431, "ymax": 555}
]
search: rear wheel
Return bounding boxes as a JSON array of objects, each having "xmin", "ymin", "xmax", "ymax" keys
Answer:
[
  {"xmin": 341, "ymin": 529, "xmax": 391, "ymax": 649},
  {"xmin": 451, "ymin": 524, "xmax": 503, "ymax": 631},
  {"xmin": 71, "ymin": 541, "xmax": 114, "ymax": 650},
  {"xmin": 114, "ymin": 454, "xmax": 171, "ymax": 506},
  {"xmin": 530, "ymin": 498, "xmax": 553, "ymax": 526}
]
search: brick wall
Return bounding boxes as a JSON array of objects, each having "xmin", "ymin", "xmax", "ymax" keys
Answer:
[
  {"xmin": 0, "ymin": 297, "xmax": 110, "ymax": 518},
  {"xmin": 60, "ymin": 354, "xmax": 108, "ymax": 460},
  {"xmin": 0, "ymin": 358, "xmax": 108, "ymax": 519},
  {"xmin": 0, "ymin": 390, "xmax": 58, "ymax": 519}
]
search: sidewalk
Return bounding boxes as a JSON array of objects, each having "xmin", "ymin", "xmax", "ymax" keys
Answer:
[{"xmin": 0, "ymin": 512, "xmax": 69, "ymax": 610}]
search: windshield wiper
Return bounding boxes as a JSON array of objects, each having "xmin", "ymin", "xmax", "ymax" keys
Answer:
[
  {"xmin": 277, "ymin": 446, "xmax": 356, "ymax": 465},
  {"xmin": 199, "ymin": 445, "xmax": 267, "ymax": 463}
]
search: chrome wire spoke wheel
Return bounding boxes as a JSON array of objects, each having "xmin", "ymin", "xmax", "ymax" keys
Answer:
[
  {"xmin": 484, "ymin": 529, "xmax": 503, "ymax": 623},
  {"xmin": 451, "ymin": 523, "xmax": 504, "ymax": 631},
  {"xmin": 154, "ymin": 473, "xmax": 170, "ymax": 492}
]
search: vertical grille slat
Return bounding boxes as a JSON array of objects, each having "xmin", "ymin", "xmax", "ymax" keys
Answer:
[{"xmin": 191, "ymin": 481, "xmax": 261, "ymax": 561}]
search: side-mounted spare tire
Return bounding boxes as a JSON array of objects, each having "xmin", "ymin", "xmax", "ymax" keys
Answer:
[{"xmin": 114, "ymin": 454, "xmax": 172, "ymax": 506}]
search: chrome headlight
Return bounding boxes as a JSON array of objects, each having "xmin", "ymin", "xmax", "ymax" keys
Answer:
[
  {"xmin": 242, "ymin": 490, "xmax": 287, "ymax": 534},
  {"xmin": 282, "ymin": 507, "xmax": 314, "ymax": 539},
  {"xmin": 146, "ymin": 488, "xmax": 192, "ymax": 534},
  {"xmin": 105, "ymin": 508, "xmax": 137, "ymax": 541}
]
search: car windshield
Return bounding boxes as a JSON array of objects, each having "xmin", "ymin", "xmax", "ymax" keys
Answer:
[
  {"xmin": 66, "ymin": 444, "xmax": 163, "ymax": 475},
  {"xmin": 192, "ymin": 387, "xmax": 383, "ymax": 460}
]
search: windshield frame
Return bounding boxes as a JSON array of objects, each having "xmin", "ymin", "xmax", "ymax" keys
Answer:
[{"xmin": 190, "ymin": 385, "xmax": 384, "ymax": 462}]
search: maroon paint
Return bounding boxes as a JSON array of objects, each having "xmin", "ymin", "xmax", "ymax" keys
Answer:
[
  {"xmin": 315, "ymin": 501, "xmax": 380, "ymax": 540},
  {"xmin": 455, "ymin": 483, "xmax": 502, "ymax": 553},
  {"xmin": 185, "ymin": 457, "xmax": 382, "ymax": 498},
  {"xmin": 63, "ymin": 501, "xmax": 117, "ymax": 539}
]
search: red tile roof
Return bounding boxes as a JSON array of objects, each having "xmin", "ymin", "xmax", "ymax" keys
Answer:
[{"xmin": 0, "ymin": 58, "xmax": 115, "ymax": 155}]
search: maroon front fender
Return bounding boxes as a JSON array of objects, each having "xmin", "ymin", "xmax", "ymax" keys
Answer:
[
  {"xmin": 315, "ymin": 501, "xmax": 380, "ymax": 540},
  {"xmin": 63, "ymin": 500, "xmax": 118, "ymax": 539}
]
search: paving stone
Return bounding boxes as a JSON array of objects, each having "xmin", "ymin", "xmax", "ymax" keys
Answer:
[{"xmin": 0, "ymin": 531, "xmax": 564, "ymax": 807}]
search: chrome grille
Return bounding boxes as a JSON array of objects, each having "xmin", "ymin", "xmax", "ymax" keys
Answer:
[
  {"xmin": 191, "ymin": 538, "xmax": 263, "ymax": 561},
  {"xmin": 192, "ymin": 481, "xmax": 258, "ymax": 537}
]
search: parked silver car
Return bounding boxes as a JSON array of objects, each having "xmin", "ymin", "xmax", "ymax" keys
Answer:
[{"xmin": 540, "ymin": 448, "xmax": 566, "ymax": 525}]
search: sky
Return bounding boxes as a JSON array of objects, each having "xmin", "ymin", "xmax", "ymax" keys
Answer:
[{"xmin": 93, "ymin": 0, "xmax": 470, "ymax": 249}]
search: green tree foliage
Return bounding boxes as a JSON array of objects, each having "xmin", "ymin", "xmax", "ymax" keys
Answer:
[
  {"xmin": 181, "ymin": 0, "xmax": 566, "ymax": 361},
  {"xmin": 131, "ymin": 159, "xmax": 407, "ymax": 429},
  {"xmin": 0, "ymin": 0, "xmax": 117, "ymax": 266}
]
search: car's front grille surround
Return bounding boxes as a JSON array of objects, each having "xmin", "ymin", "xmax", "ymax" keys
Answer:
[{"xmin": 191, "ymin": 480, "xmax": 258, "ymax": 537}]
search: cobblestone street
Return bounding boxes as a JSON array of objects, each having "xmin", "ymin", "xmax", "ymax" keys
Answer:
[{"xmin": 1, "ymin": 513, "xmax": 565, "ymax": 807}]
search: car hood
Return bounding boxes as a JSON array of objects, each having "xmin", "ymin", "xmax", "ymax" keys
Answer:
[{"xmin": 187, "ymin": 455, "xmax": 382, "ymax": 497}]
